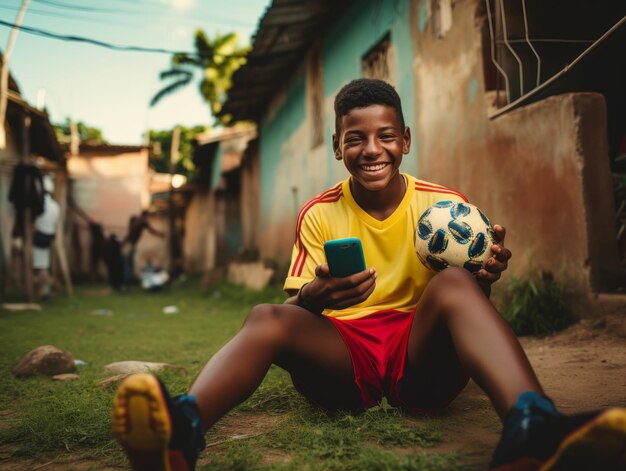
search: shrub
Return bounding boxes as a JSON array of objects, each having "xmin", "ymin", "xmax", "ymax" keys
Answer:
[{"xmin": 503, "ymin": 272, "xmax": 575, "ymax": 336}]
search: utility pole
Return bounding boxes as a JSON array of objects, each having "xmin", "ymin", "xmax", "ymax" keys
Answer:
[
  {"xmin": 69, "ymin": 120, "xmax": 80, "ymax": 156},
  {"xmin": 36, "ymin": 87, "xmax": 46, "ymax": 110},
  {"xmin": 0, "ymin": 0, "xmax": 30, "ymax": 149},
  {"xmin": 22, "ymin": 114, "xmax": 34, "ymax": 301},
  {"xmin": 168, "ymin": 126, "xmax": 181, "ymax": 278}
]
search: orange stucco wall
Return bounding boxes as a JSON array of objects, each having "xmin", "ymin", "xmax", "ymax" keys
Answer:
[
  {"xmin": 409, "ymin": 0, "xmax": 620, "ymax": 310},
  {"xmin": 67, "ymin": 150, "xmax": 151, "ymax": 234},
  {"xmin": 66, "ymin": 148, "xmax": 170, "ymax": 278}
]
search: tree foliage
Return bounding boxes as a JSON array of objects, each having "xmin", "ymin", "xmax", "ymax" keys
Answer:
[
  {"xmin": 53, "ymin": 118, "xmax": 105, "ymax": 144},
  {"xmin": 148, "ymin": 125, "xmax": 208, "ymax": 178},
  {"xmin": 151, "ymin": 30, "xmax": 249, "ymax": 125}
]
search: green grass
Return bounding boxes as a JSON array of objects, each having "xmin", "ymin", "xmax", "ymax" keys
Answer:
[{"xmin": 0, "ymin": 279, "xmax": 476, "ymax": 470}]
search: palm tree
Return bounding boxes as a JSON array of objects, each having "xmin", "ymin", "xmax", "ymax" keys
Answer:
[{"xmin": 150, "ymin": 30, "xmax": 249, "ymax": 125}]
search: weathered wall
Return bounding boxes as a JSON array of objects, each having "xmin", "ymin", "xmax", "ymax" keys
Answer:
[
  {"xmin": 67, "ymin": 150, "xmax": 150, "ymax": 235},
  {"xmin": 476, "ymin": 94, "xmax": 616, "ymax": 307},
  {"xmin": 409, "ymin": 0, "xmax": 620, "ymax": 310},
  {"xmin": 183, "ymin": 189, "xmax": 216, "ymax": 273},
  {"xmin": 66, "ymin": 148, "xmax": 153, "ymax": 276},
  {"xmin": 240, "ymin": 141, "xmax": 260, "ymax": 252}
]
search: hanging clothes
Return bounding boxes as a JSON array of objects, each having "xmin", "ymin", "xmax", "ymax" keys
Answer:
[
  {"xmin": 8, "ymin": 164, "xmax": 45, "ymax": 237},
  {"xmin": 103, "ymin": 234, "xmax": 124, "ymax": 290},
  {"xmin": 33, "ymin": 193, "xmax": 60, "ymax": 269},
  {"xmin": 9, "ymin": 163, "xmax": 45, "ymax": 214}
]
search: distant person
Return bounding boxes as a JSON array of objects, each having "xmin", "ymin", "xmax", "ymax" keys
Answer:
[
  {"xmin": 88, "ymin": 222, "xmax": 106, "ymax": 281},
  {"xmin": 32, "ymin": 176, "xmax": 60, "ymax": 300},
  {"xmin": 123, "ymin": 210, "xmax": 165, "ymax": 285},
  {"xmin": 103, "ymin": 234, "xmax": 125, "ymax": 291},
  {"xmin": 69, "ymin": 199, "xmax": 106, "ymax": 281},
  {"xmin": 7, "ymin": 162, "xmax": 45, "ymax": 290}
]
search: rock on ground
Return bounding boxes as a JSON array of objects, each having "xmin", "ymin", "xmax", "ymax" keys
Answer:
[{"xmin": 12, "ymin": 345, "xmax": 75, "ymax": 377}]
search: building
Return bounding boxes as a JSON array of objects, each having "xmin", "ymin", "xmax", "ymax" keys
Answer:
[
  {"xmin": 65, "ymin": 143, "xmax": 165, "ymax": 278},
  {"xmin": 184, "ymin": 124, "xmax": 257, "ymax": 274},
  {"xmin": 221, "ymin": 0, "xmax": 626, "ymax": 313}
]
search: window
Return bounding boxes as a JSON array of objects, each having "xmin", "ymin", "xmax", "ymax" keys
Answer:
[
  {"xmin": 432, "ymin": 0, "xmax": 453, "ymax": 39},
  {"xmin": 479, "ymin": 0, "xmax": 625, "ymax": 115},
  {"xmin": 362, "ymin": 33, "xmax": 391, "ymax": 82}
]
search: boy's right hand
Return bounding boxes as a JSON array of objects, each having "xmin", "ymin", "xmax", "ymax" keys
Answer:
[{"xmin": 299, "ymin": 264, "xmax": 377, "ymax": 312}]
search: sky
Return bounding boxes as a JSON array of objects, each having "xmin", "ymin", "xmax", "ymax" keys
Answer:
[{"xmin": 0, "ymin": 0, "xmax": 271, "ymax": 144}]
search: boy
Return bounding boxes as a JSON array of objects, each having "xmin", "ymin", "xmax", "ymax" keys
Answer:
[{"xmin": 113, "ymin": 79, "xmax": 626, "ymax": 471}]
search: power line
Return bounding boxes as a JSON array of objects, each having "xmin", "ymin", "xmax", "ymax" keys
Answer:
[
  {"xmin": 0, "ymin": 4, "xmax": 135, "ymax": 26},
  {"xmin": 0, "ymin": 19, "xmax": 248, "ymax": 58},
  {"xmin": 0, "ymin": 4, "xmax": 251, "ymax": 29},
  {"xmin": 32, "ymin": 0, "xmax": 120, "ymax": 13},
  {"xmin": 28, "ymin": 0, "xmax": 257, "ymax": 28}
]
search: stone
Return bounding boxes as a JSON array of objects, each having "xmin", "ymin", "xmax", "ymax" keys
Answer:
[
  {"xmin": 53, "ymin": 373, "xmax": 79, "ymax": 381},
  {"xmin": 2, "ymin": 303, "xmax": 42, "ymax": 311},
  {"xmin": 96, "ymin": 373, "xmax": 130, "ymax": 388},
  {"xmin": 12, "ymin": 345, "xmax": 75, "ymax": 377},
  {"xmin": 104, "ymin": 361, "xmax": 187, "ymax": 375},
  {"xmin": 227, "ymin": 262, "xmax": 274, "ymax": 290}
]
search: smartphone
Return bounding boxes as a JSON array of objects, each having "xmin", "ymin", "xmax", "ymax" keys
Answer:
[{"xmin": 324, "ymin": 238, "xmax": 366, "ymax": 278}]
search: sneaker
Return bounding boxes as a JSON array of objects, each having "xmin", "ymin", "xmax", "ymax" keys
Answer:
[
  {"xmin": 112, "ymin": 373, "xmax": 205, "ymax": 471},
  {"xmin": 490, "ymin": 391, "xmax": 626, "ymax": 470}
]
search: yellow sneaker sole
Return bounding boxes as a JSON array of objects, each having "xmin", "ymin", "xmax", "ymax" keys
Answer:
[
  {"xmin": 112, "ymin": 373, "xmax": 173, "ymax": 471},
  {"xmin": 541, "ymin": 407, "xmax": 626, "ymax": 471}
]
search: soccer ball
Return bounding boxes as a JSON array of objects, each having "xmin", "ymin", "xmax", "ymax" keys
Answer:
[{"xmin": 415, "ymin": 200, "xmax": 496, "ymax": 273}]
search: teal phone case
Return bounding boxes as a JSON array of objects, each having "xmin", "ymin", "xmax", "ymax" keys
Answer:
[{"xmin": 324, "ymin": 238, "xmax": 366, "ymax": 278}]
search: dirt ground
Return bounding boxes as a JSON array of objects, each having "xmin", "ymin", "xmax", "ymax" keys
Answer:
[
  {"xmin": 427, "ymin": 313, "xmax": 626, "ymax": 467},
  {"xmin": 1, "ymin": 314, "xmax": 625, "ymax": 470}
]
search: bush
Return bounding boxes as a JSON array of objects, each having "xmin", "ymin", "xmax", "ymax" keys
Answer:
[{"xmin": 503, "ymin": 272, "xmax": 575, "ymax": 336}]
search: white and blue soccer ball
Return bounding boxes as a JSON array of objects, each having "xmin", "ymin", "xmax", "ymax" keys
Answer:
[{"xmin": 415, "ymin": 200, "xmax": 496, "ymax": 273}]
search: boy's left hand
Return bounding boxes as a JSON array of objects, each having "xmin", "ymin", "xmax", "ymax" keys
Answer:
[{"xmin": 476, "ymin": 224, "xmax": 511, "ymax": 286}]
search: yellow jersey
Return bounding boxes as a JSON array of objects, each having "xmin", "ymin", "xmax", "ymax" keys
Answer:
[{"xmin": 284, "ymin": 173, "xmax": 468, "ymax": 320}]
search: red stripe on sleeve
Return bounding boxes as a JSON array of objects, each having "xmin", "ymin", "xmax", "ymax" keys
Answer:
[
  {"xmin": 415, "ymin": 184, "xmax": 468, "ymax": 202},
  {"xmin": 414, "ymin": 180, "xmax": 446, "ymax": 190},
  {"xmin": 290, "ymin": 186, "xmax": 343, "ymax": 278},
  {"xmin": 290, "ymin": 247, "xmax": 305, "ymax": 277},
  {"xmin": 294, "ymin": 184, "xmax": 342, "ymax": 239}
]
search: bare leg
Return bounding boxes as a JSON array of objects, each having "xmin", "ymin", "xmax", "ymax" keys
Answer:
[
  {"xmin": 402, "ymin": 268, "xmax": 543, "ymax": 420},
  {"xmin": 33, "ymin": 268, "xmax": 50, "ymax": 299},
  {"xmin": 188, "ymin": 303, "xmax": 359, "ymax": 429},
  {"xmin": 39, "ymin": 267, "xmax": 52, "ymax": 298}
]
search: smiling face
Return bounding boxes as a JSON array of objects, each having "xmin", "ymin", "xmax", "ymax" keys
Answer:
[{"xmin": 333, "ymin": 104, "xmax": 411, "ymax": 195}]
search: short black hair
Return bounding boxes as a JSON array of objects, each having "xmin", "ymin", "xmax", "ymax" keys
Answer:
[{"xmin": 334, "ymin": 78, "xmax": 405, "ymax": 134}]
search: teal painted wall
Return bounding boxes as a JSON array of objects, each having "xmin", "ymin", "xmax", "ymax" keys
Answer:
[
  {"xmin": 259, "ymin": 71, "xmax": 306, "ymax": 220},
  {"xmin": 211, "ymin": 146, "xmax": 222, "ymax": 189}
]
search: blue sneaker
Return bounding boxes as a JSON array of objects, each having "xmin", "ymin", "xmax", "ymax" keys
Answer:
[
  {"xmin": 490, "ymin": 391, "xmax": 626, "ymax": 470},
  {"xmin": 112, "ymin": 374, "xmax": 205, "ymax": 471}
]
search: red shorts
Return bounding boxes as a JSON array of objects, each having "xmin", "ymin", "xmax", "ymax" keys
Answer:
[{"xmin": 328, "ymin": 309, "xmax": 468, "ymax": 414}]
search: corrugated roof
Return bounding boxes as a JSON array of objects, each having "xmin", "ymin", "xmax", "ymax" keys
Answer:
[
  {"xmin": 222, "ymin": 0, "xmax": 346, "ymax": 122},
  {"xmin": 6, "ymin": 90, "xmax": 64, "ymax": 164},
  {"xmin": 195, "ymin": 123, "xmax": 257, "ymax": 146}
]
